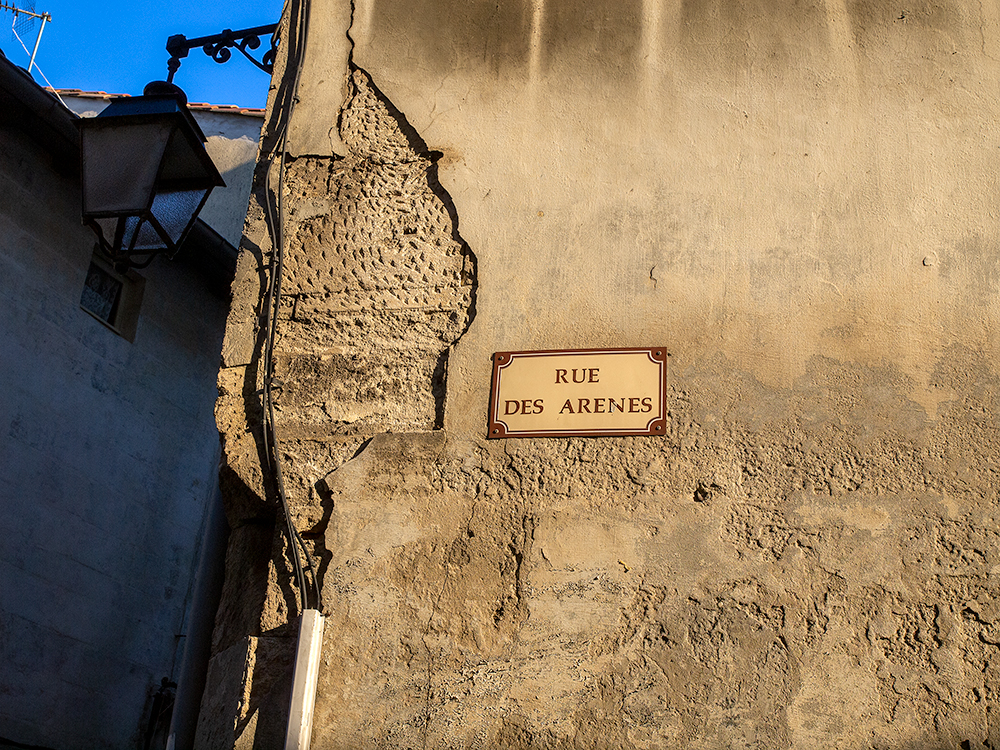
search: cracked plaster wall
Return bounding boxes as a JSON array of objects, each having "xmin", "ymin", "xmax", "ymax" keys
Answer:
[{"xmin": 202, "ymin": 0, "xmax": 1000, "ymax": 747}]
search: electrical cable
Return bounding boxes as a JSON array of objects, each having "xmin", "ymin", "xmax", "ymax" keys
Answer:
[
  {"xmin": 260, "ymin": 0, "xmax": 322, "ymax": 614},
  {"xmin": 263, "ymin": 0, "xmax": 313, "ymax": 610}
]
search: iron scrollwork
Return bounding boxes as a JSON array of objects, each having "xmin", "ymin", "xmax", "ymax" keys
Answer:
[{"xmin": 166, "ymin": 24, "xmax": 278, "ymax": 84}]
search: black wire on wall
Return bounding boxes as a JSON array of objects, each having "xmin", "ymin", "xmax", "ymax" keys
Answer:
[{"xmin": 260, "ymin": 0, "xmax": 322, "ymax": 614}]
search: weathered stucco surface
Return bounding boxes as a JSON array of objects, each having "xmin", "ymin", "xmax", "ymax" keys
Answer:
[{"xmin": 203, "ymin": 0, "xmax": 1000, "ymax": 747}]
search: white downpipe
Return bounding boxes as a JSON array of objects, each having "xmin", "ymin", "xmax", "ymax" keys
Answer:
[{"xmin": 285, "ymin": 608, "xmax": 325, "ymax": 750}]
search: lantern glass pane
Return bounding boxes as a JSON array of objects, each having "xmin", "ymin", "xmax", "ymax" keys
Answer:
[
  {"xmin": 150, "ymin": 188, "xmax": 208, "ymax": 244},
  {"xmin": 124, "ymin": 216, "xmax": 164, "ymax": 252},
  {"xmin": 92, "ymin": 216, "xmax": 119, "ymax": 247},
  {"xmin": 160, "ymin": 128, "xmax": 217, "ymax": 185},
  {"xmin": 81, "ymin": 121, "xmax": 172, "ymax": 215}
]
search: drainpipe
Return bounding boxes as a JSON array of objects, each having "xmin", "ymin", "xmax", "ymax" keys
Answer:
[
  {"xmin": 165, "ymin": 483, "xmax": 228, "ymax": 750},
  {"xmin": 284, "ymin": 608, "xmax": 325, "ymax": 750}
]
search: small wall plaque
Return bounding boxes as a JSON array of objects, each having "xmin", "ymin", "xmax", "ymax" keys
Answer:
[{"xmin": 488, "ymin": 348, "xmax": 667, "ymax": 438}]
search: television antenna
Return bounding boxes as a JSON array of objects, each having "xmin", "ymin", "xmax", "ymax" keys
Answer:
[{"xmin": 1, "ymin": 1, "xmax": 51, "ymax": 79}]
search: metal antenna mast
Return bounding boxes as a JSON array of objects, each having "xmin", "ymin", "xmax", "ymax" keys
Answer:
[{"xmin": 0, "ymin": 1, "xmax": 51, "ymax": 78}]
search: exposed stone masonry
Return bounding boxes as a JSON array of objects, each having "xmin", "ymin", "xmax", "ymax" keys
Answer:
[
  {"xmin": 273, "ymin": 67, "xmax": 475, "ymax": 526},
  {"xmin": 200, "ymin": 67, "xmax": 475, "ymax": 746}
]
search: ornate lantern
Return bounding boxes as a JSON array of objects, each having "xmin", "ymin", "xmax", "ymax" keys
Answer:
[{"xmin": 79, "ymin": 81, "xmax": 225, "ymax": 270}]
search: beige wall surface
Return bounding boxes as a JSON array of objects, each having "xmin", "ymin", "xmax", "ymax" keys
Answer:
[{"xmin": 206, "ymin": 1, "xmax": 1000, "ymax": 747}]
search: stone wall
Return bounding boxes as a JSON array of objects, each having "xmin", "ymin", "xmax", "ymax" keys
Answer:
[{"xmin": 205, "ymin": 0, "xmax": 1000, "ymax": 747}]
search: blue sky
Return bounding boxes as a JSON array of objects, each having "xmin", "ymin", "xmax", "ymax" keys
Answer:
[{"xmin": 1, "ymin": 0, "xmax": 282, "ymax": 107}]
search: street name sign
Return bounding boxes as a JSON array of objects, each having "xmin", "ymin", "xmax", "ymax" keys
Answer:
[{"xmin": 487, "ymin": 348, "xmax": 667, "ymax": 438}]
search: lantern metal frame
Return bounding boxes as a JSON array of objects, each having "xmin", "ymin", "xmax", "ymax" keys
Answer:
[{"xmin": 78, "ymin": 84, "xmax": 226, "ymax": 271}]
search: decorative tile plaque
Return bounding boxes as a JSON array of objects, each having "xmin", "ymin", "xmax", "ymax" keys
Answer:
[{"xmin": 487, "ymin": 348, "xmax": 667, "ymax": 438}]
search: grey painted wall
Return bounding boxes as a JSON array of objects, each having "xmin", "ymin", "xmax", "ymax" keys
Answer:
[{"xmin": 0, "ymin": 111, "xmax": 228, "ymax": 747}]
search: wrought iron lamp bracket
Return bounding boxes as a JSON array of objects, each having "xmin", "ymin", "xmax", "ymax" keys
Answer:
[{"xmin": 166, "ymin": 23, "xmax": 278, "ymax": 83}]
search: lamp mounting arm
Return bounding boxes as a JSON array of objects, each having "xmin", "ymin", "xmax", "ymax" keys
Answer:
[{"xmin": 166, "ymin": 23, "xmax": 278, "ymax": 83}]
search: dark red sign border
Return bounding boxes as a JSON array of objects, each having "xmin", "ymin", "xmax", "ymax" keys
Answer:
[{"xmin": 487, "ymin": 347, "xmax": 668, "ymax": 439}]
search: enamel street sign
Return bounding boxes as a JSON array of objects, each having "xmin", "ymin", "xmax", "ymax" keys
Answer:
[{"xmin": 487, "ymin": 348, "xmax": 667, "ymax": 438}]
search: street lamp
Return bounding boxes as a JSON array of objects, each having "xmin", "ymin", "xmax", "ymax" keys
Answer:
[{"xmin": 79, "ymin": 81, "xmax": 225, "ymax": 271}]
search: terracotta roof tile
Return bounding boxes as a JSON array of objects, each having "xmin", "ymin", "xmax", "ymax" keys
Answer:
[{"xmin": 45, "ymin": 88, "xmax": 265, "ymax": 116}]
